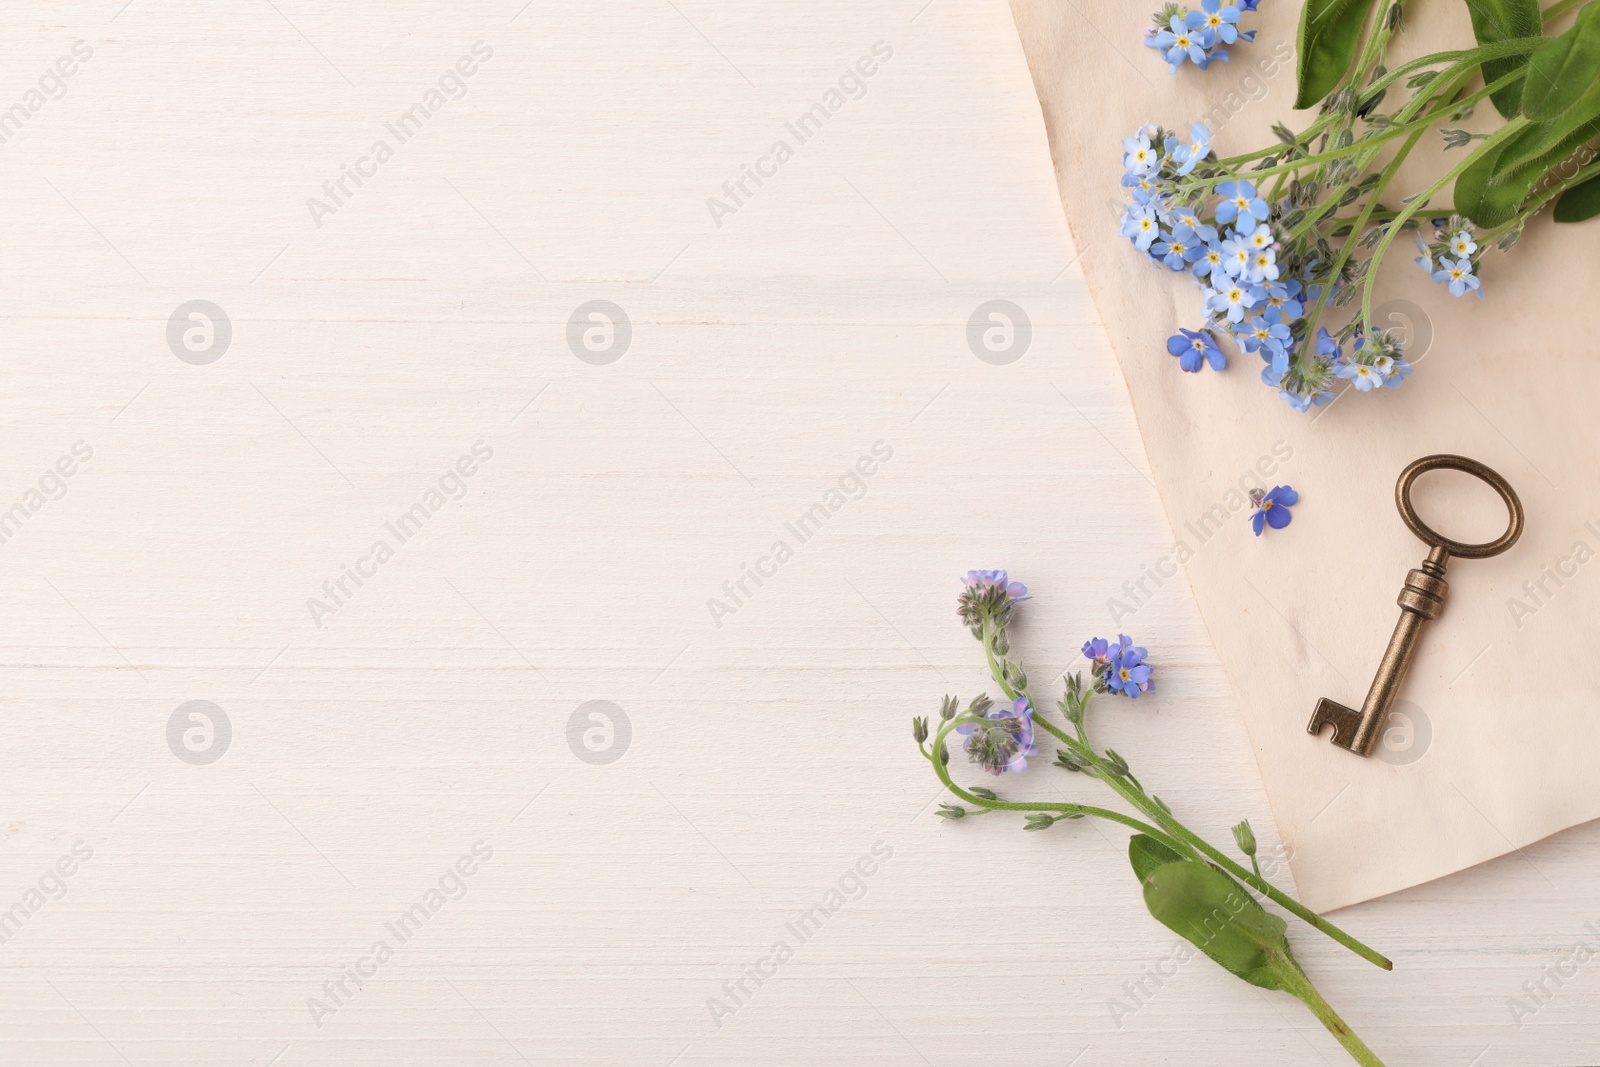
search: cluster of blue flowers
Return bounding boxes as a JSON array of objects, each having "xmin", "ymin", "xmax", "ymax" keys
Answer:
[
  {"xmin": 1119, "ymin": 122, "xmax": 1414, "ymax": 412},
  {"xmin": 1082, "ymin": 636, "xmax": 1153, "ymax": 699},
  {"xmin": 1144, "ymin": 0, "xmax": 1260, "ymax": 73},
  {"xmin": 1415, "ymin": 216, "xmax": 1484, "ymax": 299}
]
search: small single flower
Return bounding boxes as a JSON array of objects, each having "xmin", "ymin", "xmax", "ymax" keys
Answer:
[
  {"xmin": 1154, "ymin": 13, "xmax": 1209, "ymax": 70},
  {"xmin": 1206, "ymin": 280, "xmax": 1258, "ymax": 322},
  {"xmin": 1166, "ymin": 327, "xmax": 1225, "ymax": 372},
  {"xmin": 1449, "ymin": 229, "xmax": 1477, "ymax": 257},
  {"xmin": 1214, "ymin": 179, "xmax": 1269, "ymax": 228},
  {"xmin": 1261, "ymin": 278, "xmax": 1304, "ymax": 319},
  {"xmin": 1315, "ymin": 327, "xmax": 1342, "ymax": 360},
  {"xmin": 1250, "ymin": 484, "xmax": 1299, "ymax": 535},
  {"xmin": 1123, "ymin": 132, "xmax": 1157, "ymax": 175},
  {"xmin": 1432, "ymin": 256, "xmax": 1481, "ymax": 298},
  {"xmin": 1259, "ymin": 345, "xmax": 1290, "ymax": 386},
  {"xmin": 1336, "ymin": 360, "xmax": 1385, "ymax": 391},
  {"xmin": 1169, "ymin": 122, "xmax": 1211, "ymax": 176},
  {"xmin": 1152, "ymin": 223, "xmax": 1203, "ymax": 271},
  {"xmin": 1218, "ymin": 235, "xmax": 1253, "ymax": 278},
  {"xmin": 1379, "ymin": 353, "xmax": 1414, "ymax": 388},
  {"xmin": 1082, "ymin": 637, "xmax": 1112, "ymax": 668},
  {"xmin": 1121, "ymin": 203, "xmax": 1161, "ymax": 251},
  {"xmin": 1248, "ymin": 248, "xmax": 1280, "ymax": 282},
  {"xmin": 1104, "ymin": 635, "xmax": 1154, "ymax": 698},
  {"xmin": 1192, "ymin": 240, "xmax": 1227, "ymax": 279},
  {"xmin": 1199, "ymin": 0, "xmax": 1243, "ymax": 43},
  {"xmin": 1413, "ymin": 238, "xmax": 1433, "ymax": 273},
  {"xmin": 1233, "ymin": 307, "xmax": 1290, "ymax": 356}
]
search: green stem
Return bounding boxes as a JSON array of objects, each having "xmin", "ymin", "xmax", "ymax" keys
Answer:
[
  {"xmin": 1298, "ymin": 126, "xmax": 1423, "ymax": 345},
  {"xmin": 928, "ymin": 717, "xmax": 1184, "ymax": 845},
  {"xmin": 1361, "ymin": 37, "xmax": 1546, "ymax": 102},
  {"xmin": 972, "ymin": 632, "xmax": 1392, "ymax": 971},
  {"xmin": 1360, "ymin": 117, "xmax": 1531, "ymax": 327},
  {"xmin": 1347, "ymin": 0, "xmax": 1397, "ymax": 94},
  {"xmin": 1198, "ymin": 63, "xmax": 1502, "ymax": 194},
  {"xmin": 1279, "ymin": 964, "xmax": 1389, "ymax": 1066},
  {"xmin": 981, "ymin": 620, "xmax": 1019, "ymax": 702}
]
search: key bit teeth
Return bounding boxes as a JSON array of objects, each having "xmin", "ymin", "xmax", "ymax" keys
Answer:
[{"xmin": 1308, "ymin": 697, "xmax": 1363, "ymax": 751}]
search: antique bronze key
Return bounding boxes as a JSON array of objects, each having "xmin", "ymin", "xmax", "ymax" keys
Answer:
[{"xmin": 1308, "ymin": 454, "xmax": 1524, "ymax": 757}]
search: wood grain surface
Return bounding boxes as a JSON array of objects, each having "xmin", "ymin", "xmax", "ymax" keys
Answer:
[{"xmin": 0, "ymin": 1, "xmax": 1594, "ymax": 1064}]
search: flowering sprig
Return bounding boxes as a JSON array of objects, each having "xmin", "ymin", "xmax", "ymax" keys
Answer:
[
  {"xmin": 1119, "ymin": 0, "xmax": 1600, "ymax": 413},
  {"xmin": 921, "ymin": 573, "xmax": 1392, "ymax": 1065},
  {"xmin": 1120, "ymin": 129, "xmax": 1413, "ymax": 410},
  {"xmin": 1144, "ymin": 0, "xmax": 1264, "ymax": 73}
]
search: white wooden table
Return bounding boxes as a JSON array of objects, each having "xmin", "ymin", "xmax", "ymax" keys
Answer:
[{"xmin": 0, "ymin": 1, "xmax": 1595, "ymax": 1064}]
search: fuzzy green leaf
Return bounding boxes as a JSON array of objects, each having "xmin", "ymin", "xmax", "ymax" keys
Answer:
[
  {"xmin": 1555, "ymin": 171, "xmax": 1600, "ymax": 221},
  {"xmin": 1456, "ymin": 114, "xmax": 1600, "ymax": 224},
  {"xmin": 1521, "ymin": 1, "xmax": 1600, "ymax": 121},
  {"xmin": 1463, "ymin": 0, "xmax": 1542, "ymax": 117},
  {"xmin": 1140, "ymin": 861, "xmax": 1300, "ymax": 991},
  {"xmin": 1295, "ymin": 0, "xmax": 1380, "ymax": 109},
  {"xmin": 1128, "ymin": 834, "xmax": 1185, "ymax": 884}
]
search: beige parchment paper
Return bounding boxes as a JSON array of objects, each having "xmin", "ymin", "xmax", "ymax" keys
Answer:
[{"xmin": 1009, "ymin": 0, "xmax": 1600, "ymax": 911}]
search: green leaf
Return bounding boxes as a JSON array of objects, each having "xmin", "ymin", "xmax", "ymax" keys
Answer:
[
  {"xmin": 1128, "ymin": 833, "xmax": 1185, "ymax": 883},
  {"xmin": 1521, "ymin": 1, "xmax": 1600, "ymax": 121},
  {"xmin": 1457, "ymin": 114, "xmax": 1600, "ymax": 224},
  {"xmin": 1463, "ymin": 0, "xmax": 1542, "ymax": 117},
  {"xmin": 1140, "ymin": 861, "xmax": 1301, "ymax": 991},
  {"xmin": 1295, "ymin": 0, "xmax": 1381, "ymax": 109},
  {"xmin": 1555, "ymin": 171, "xmax": 1600, "ymax": 221}
]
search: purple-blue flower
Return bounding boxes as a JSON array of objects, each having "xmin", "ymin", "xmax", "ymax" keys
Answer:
[
  {"xmin": 1251, "ymin": 485, "xmax": 1298, "ymax": 535},
  {"xmin": 1082, "ymin": 637, "xmax": 1113, "ymax": 668},
  {"xmin": 1167, "ymin": 327, "xmax": 1226, "ymax": 372},
  {"xmin": 1104, "ymin": 636, "xmax": 1154, "ymax": 698},
  {"xmin": 1315, "ymin": 326, "xmax": 1342, "ymax": 360},
  {"xmin": 962, "ymin": 570, "xmax": 1030, "ymax": 601}
]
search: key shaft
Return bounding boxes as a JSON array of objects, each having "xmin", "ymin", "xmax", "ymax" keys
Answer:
[
  {"xmin": 1310, "ymin": 547, "xmax": 1450, "ymax": 756},
  {"xmin": 1349, "ymin": 548, "xmax": 1449, "ymax": 754}
]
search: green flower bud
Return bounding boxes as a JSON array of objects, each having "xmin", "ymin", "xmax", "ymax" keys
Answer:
[
  {"xmin": 936, "ymin": 804, "xmax": 966, "ymax": 820},
  {"xmin": 1233, "ymin": 819, "xmax": 1258, "ymax": 858},
  {"xmin": 913, "ymin": 717, "xmax": 929, "ymax": 745}
]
